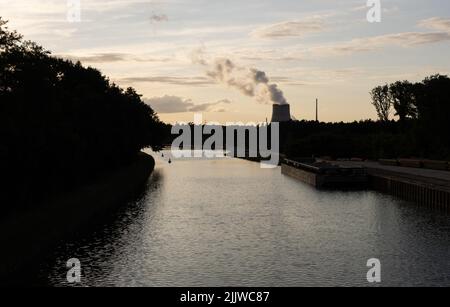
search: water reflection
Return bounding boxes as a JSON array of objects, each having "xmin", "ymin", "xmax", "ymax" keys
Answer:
[{"xmin": 43, "ymin": 151, "xmax": 450, "ymax": 287}]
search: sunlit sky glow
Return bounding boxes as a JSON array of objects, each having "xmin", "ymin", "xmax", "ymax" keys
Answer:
[{"xmin": 1, "ymin": 0, "xmax": 450, "ymax": 123}]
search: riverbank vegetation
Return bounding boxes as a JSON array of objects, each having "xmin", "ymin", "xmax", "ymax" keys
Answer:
[
  {"xmin": 282, "ymin": 74, "xmax": 450, "ymax": 161},
  {"xmin": 0, "ymin": 18, "xmax": 168, "ymax": 212}
]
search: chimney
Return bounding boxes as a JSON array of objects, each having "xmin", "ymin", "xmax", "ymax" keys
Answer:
[
  {"xmin": 316, "ymin": 98, "xmax": 318, "ymax": 122},
  {"xmin": 271, "ymin": 104, "xmax": 291, "ymax": 122}
]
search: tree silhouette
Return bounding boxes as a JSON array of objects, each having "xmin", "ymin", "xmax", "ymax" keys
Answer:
[
  {"xmin": 370, "ymin": 85, "xmax": 391, "ymax": 122},
  {"xmin": 414, "ymin": 74, "xmax": 450, "ymax": 155},
  {"xmin": 1, "ymin": 18, "xmax": 168, "ymax": 211},
  {"xmin": 389, "ymin": 81, "xmax": 417, "ymax": 122},
  {"xmin": 0, "ymin": 18, "xmax": 22, "ymax": 50}
]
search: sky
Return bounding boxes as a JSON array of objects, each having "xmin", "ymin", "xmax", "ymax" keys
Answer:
[{"xmin": 1, "ymin": 0, "xmax": 450, "ymax": 124}]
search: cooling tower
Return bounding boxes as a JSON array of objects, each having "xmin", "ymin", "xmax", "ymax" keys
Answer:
[{"xmin": 271, "ymin": 104, "xmax": 291, "ymax": 122}]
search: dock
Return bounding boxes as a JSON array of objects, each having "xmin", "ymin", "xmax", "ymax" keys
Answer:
[
  {"xmin": 282, "ymin": 159, "xmax": 368, "ymax": 189},
  {"xmin": 282, "ymin": 158, "xmax": 450, "ymax": 211},
  {"xmin": 335, "ymin": 160, "xmax": 450, "ymax": 211}
]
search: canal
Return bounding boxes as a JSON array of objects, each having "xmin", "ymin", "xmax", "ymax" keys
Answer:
[{"xmin": 40, "ymin": 150, "xmax": 450, "ymax": 286}]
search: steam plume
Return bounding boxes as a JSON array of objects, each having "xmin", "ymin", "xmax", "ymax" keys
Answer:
[{"xmin": 192, "ymin": 51, "xmax": 288, "ymax": 105}]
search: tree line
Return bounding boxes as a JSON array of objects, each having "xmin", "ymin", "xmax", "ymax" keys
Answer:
[
  {"xmin": 1, "ymin": 18, "xmax": 168, "ymax": 211},
  {"xmin": 369, "ymin": 75, "xmax": 450, "ymax": 157},
  {"xmin": 283, "ymin": 75, "xmax": 450, "ymax": 161},
  {"xmin": 370, "ymin": 75, "xmax": 450, "ymax": 124}
]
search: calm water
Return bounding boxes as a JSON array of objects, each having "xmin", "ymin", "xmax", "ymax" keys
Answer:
[{"xmin": 42, "ymin": 151, "xmax": 450, "ymax": 287}]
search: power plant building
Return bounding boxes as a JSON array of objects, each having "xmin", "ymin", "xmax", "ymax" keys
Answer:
[{"xmin": 271, "ymin": 104, "xmax": 291, "ymax": 122}]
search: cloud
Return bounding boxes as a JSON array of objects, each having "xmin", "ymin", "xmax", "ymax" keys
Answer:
[
  {"xmin": 145, "ymin": 96, "xmax": 193, "ymax": 113},
  {"xmin": 240, "ymin": 55, "xmax": 303, "ymax": 62},
  {"xmin": 419, "ymin": 17, "xmax": 450, "ymax": 32},
  {"xmin": 145, "ymin": 96, "xmax": 231, "ymax": 114},
  {"xmin": 251, "ymin": 19, "xmax": 325, "ymax": 39},
  {"xmin": 121, "ymin": 76, "xmax": 214, "ymax": 86},
  {"xmin": 310, "ymin": 30, "xmax": 450, "ymax": 57},
  {"xmin": 374, "ymin": 31, "xmax": 450, "ymax": 46},
  {"xmin": 60, "ymin": 53, "xmax": 127, "ymax": 63},
  {"xmin": 280, "ymin": 67, "xmax": 365, "ymax": 85},
  {"xmin": 212, "ymin": 47, "xmax": 306, "ymax": 63},
  {"xmin": 350, "ymin": 5, "xmax": 368, "ymax": 12},
  {"xmin": 351, "ymin": 4, "xmax": 399, "ymax": 15},
  {"xmin": 189, "ymin": 99, "xmax": 231, "ymax": 112},
  {"xmin": 213, "ymin": 98, "xmax": 233, "ymax": 105},
  {"xmin": 383, "ymin": 6, "xmax": 400, "ymax": 15},
  {"xmin": 58, "ymin": 53, "xmax": 171, "ymax": 64},
  {"xmin": 132, "ymin": 56, "xmax": 171, "ymax": 63}
]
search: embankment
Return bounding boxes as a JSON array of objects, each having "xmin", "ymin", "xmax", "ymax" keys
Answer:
[{"xmin": 0, "ymin": 152, "xmax": 155, "ymax": 279}]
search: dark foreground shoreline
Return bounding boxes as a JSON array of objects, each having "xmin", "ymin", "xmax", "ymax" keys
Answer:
[{"xmin": 0, "ymin": 152, "xmax": 155, "ymax": 282}]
